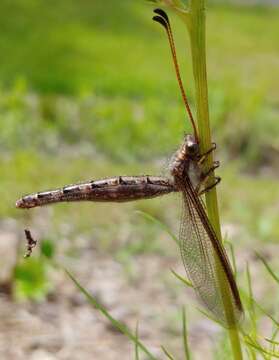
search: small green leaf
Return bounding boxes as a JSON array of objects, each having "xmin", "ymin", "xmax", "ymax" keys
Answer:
[
  {"xmin": 14, "ymin": 258, "xmax": 51, "ymax": 301},
  {"xmin": 41, "ymin": 239, "xmax": 55, "ymax": 259}
]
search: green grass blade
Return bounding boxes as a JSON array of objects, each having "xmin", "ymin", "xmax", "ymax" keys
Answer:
[
  {"xmin": 197, "ymin": 308, "xmax": 224, "ymax": 328},
  {"xmin": 265, "ymin": 338, "xmax": 279, "ymax": 345},
  {"xmin": 182, "ymin": 307, "xmax": 191, "ymax": 360},
  {"xmin": 253, "ymin": 300, "xmax": 279, "ymax": 328},
  {"xmin": 65, "ymin": 269, "xmax": 158, "ymax": 360},
  {"xmin": 227, "ymin": 241, "xmax": 237, "ymax": 277},
  {"xmin": 246, "ymin": 263, "xmax": 257, "ymax": 332},
  {"xmin": 269, "ymin": 328, "xmax": 279, "ymax": 360},
  {"xmin": 171, "ymin": 269, "xmax": 193, "ymax": 288},
  {"xmin": 136, "ymin": 210, "xmax": 179, "ymax": 246},
  {"xmin": 244, "ymin": 347, "xmax": 252, "ymax": 360},
  {"xmin": 161, "ymin": 346, "xmax": 176, "ymax": 360},
  {"xmin": 185, "ymin": 0, "xmax": 243, "ymax": 355},
  {"xmin": 256, "ymin": 252, "xmax": 279, "ymax": 284},
  {"xmin": 135, "ymin": 321, "xmax": 140, "ymax": 360},
  {"xmin": 241, "ymin": 289, "xmax": 279, "ymax": 330},
  {"xmin": 240, "ymin": 328, "xmax": 256, "ymax": 360},
  {"xmin": 244, "ymin": 335, "xmax": 279, "ymax": 359}
]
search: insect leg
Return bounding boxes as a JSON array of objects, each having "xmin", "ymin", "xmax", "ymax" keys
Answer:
[
  {"xmin": 195, "ymin": 161, "xmax": 220, "ymax": 195},
  {"xmin": 198, "ymin": 176, "xmax": 221, "ymax": 196},
  {"xmin": 203, "ymin": 161, "xmax": 220, "ymax": 177},
  {"xmin": 198, "ymin": 142, "xmax": 217, "ymax": 165}
]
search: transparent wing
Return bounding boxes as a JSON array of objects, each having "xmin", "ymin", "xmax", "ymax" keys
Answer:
[{"xmin": 179, "ymin": 175, "xmax": 243, "ymax": 327}]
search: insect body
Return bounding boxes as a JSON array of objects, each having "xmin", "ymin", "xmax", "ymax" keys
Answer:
[{"xmin": 16, "ymin": 8, "xmax": 243, "ymax": 327}]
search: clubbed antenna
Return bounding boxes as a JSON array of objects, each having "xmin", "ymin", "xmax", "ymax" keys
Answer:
[{"xmin": 153, "ymin": 8, "xmax": 199, "ymax": 141}]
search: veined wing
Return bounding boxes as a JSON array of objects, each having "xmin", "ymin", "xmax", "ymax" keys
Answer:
[{"xmin": 178, "ymin": 174, "xmax": 243, "ymax": 327}]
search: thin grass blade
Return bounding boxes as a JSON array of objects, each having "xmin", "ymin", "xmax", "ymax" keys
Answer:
[
  {"xmin": 244, "ymin": 335, "xmax": 279, "ymax": 359},
  {"xmin": 265, "ymin": 338, "xmax": 279, "ymax": 346},
  {"xmin": 256, "ymin": 252, "xmax": 279, "ymax": 284},
  {"xmin": 136, "ymin": 210, "xmax": 179, "ymax": 246},
  {"xmin": 227, "ymin": 242, "xmax": 237, "ymax": 277},
  {"xmin": 182, "ymin": 307, "xmax": 191, "ymax": 360},
  {"xmin": 196, "ymin": 308, "xmax": 223, "ymax": 328},
  {"xmin": 171, "ymin": 269, "xmax": 193, "ymax": 288},
  {"xmin": 65, "ymin": 269, "xmax": 158, "ymax": 360},
  {"xmin": 161, "ymin": 346, "xmax": 176, "ymax": 360},
  {"xmin": 135, "ymin": 321, "xmax": 140, "ymax": 360},
  {"xmin": 246, "ymin": 263, "xmax": 257, "ymax": 332},
  {"xmin": 252, "ymin": 298, "xmax": 279, "ymax": 328},
  {"xmin": 268, "ymin": 328, "xmax": 279, "ymax": 360}
]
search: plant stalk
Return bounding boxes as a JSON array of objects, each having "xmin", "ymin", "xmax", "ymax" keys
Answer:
[{"xmin": 179, "ymin": 0, "xmax": 242, "ymax": 358}]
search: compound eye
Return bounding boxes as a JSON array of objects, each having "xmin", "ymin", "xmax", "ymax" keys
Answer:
[{"xmin": 187, "ymin": 142, "xmax": 199, "ymax": 155}]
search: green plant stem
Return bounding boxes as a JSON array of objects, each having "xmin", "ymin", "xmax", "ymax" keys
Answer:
[{"xmin": 180, "ymin": 0, "xmax": 242, "ymax": 358}]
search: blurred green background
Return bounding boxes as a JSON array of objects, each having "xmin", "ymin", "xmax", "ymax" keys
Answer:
[
  {"xmin": 2, "ymin": 0, "xmax": 278, "ymax": 240},
  {"xmin": 0, "ymin": 0, "xmax": 279, "ymax": 358}
]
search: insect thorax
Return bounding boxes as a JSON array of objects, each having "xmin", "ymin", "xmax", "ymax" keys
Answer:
[{"xmin": 170, "ymin": 134, "xmax": 201, "ymax": 187}]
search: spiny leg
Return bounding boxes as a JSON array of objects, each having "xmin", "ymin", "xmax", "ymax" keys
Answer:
[
  {"xmin": 203, "ymin": 160, "xmax": 220, "ymax": 178},
  {"xmin": 198, "ymin": 176, "xmax": 221, "ymax": 196},
  {"xmin": 195, "ymin": 161, "xmax": 221, "ymax": 196},
  {"xmin": 198, "ymin": 142, "xmax": 217, "ymax": 165},
  {"xmin": 195, "ymin": 140, "xmax": 219, "ymax": 196}
]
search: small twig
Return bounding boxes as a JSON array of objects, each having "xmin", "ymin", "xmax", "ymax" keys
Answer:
[{"xmin": 23, "ymin": 229, "xmax": 37, "ymax": 258}]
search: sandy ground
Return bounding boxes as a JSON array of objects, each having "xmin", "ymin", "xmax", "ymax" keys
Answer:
[
  {"xmin": 0, "ymin": 216, "xmax": 277, "ymax": 360},
  {"xmin": 0, "ymin": 218, "xmax": 228, "ymax": 360}
]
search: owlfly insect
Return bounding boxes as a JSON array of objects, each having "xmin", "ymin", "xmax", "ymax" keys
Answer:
[{"xmin": 16, "ymin": 9, "xmax": 243, "ymax": 327}]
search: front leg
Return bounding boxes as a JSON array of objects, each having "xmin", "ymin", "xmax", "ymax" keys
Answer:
[
  {"xmin": 197, "ymin": 142, "xmax": 217, "ymax": 165},
  {"xmin": 195, "ymin": 161, "xmax": 221, "ymax": 196},
  {"xmin": 16, "ymin": 176, "xmax": 178, "ymax": 209}
]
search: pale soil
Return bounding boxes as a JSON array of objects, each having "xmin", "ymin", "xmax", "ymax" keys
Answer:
[{"xmin": 0, "ymin": 218, "xmax": 277, "ymax": 360}]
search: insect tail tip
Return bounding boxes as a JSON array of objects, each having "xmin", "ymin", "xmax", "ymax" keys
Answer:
[{"xmin": 16, "ymin": 199, "xmax": 23, "ymax": 208}]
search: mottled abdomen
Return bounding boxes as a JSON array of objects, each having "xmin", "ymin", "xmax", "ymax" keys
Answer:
[{"xmin": 16, "ymin": 176, "xmax": 177, "ymax": 209}]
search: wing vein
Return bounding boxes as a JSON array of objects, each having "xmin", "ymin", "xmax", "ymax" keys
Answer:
[{"xmin": 177, "ymin": 173, "xmax": 243, "ymax": 326}]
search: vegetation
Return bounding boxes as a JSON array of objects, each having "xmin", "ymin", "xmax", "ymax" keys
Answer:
[
  {"xmin": 0, "ymin": 0, "xmax": 279, "ymax": 358},
  {"xmin": 0, "ymin": 1, "xmax": 279, "ymax": 164}
]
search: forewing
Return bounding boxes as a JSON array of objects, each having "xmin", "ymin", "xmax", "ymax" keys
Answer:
[{"xmin": 179, "ymin": 177, "xmax": 243, "ymax": 327}]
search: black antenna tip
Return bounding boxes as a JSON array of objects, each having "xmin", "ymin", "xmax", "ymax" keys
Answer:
[
  {"xmin": 153, "ymin": 15, "xmax": 167, "ymax": 29},
  {"xmin": 153, "ymin": 8, "xmax": 169, "ymax": 23}
]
